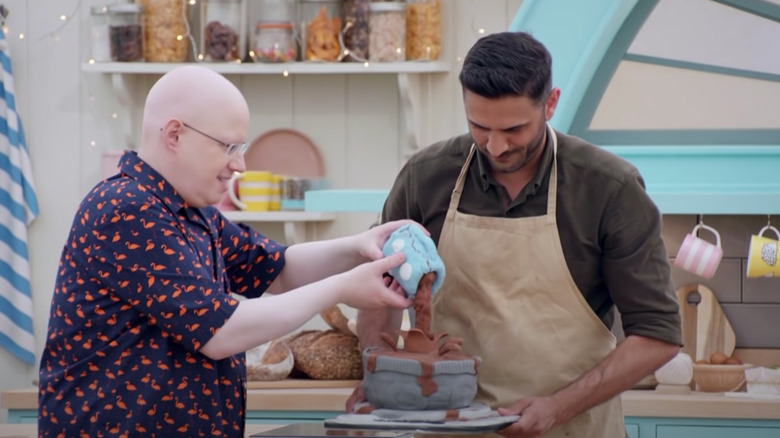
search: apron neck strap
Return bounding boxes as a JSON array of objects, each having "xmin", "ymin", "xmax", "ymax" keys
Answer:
[{"xmin": 448, "ymin": 126, "xmax": 559, "ymax": 220}]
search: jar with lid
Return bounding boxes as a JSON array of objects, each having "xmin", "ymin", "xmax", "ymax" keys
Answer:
[
  {"xmin": 252, "ymin": 22, "xmax": 297, "ymax": 62},
  {"xmin": 201, "ymin": 0, "xmax": 242, "ymax": 61},
  {"xmin": 368, "ymin": 1, "xmax": 405, "ymax": 62},
  {"xmin": 107, "ymin": 3, "xmax": 145, "ymax": 62},
  {"xmin": 299, "ymin": 0, "xmax": 343, "ymax": 62},
  {"xmin": 137, "ymin": 0, "xmax": 189, "ymax": 62},
  {"xmin": 405, "ymin": 0, "xmax": 442, "ymax": 61},
  {"xmin": 89, "ymin": 5, "xmax": 111, "ymax": 62},
  {"xmin": 341, "ymin": 0, "xmax": 370, "ymax": 62}
]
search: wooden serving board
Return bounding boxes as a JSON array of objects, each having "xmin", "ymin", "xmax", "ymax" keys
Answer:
[
  {"xmin": 246, "ymin": 379, "xmax": 360, "ymax": 389},
  {"xmin": 676, "ymin": 283, "xmax": 736, "ymax": 362}
]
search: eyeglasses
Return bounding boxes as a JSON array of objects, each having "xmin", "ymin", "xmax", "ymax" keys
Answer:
[{"xmin": 182, "ymin": 122, "xmax": 248, "ymax": 157}]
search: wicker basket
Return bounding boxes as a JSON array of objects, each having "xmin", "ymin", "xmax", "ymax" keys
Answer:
[{"xmin": 692, "ymin": 363, "xmax": 752, "ymax": 392}]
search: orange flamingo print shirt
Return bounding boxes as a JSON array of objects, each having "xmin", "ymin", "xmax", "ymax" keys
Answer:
[{"xmin": 38, "ymin": 151, "xmax": 286, "ymax": 437}]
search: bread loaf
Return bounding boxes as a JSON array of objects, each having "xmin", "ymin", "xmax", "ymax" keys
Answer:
[
  {"xmin": 286, "ymin": 329, "xmax": 363, "ymax": 380},
  {"xmin": 246, "ymin": 339, "xmax": 294, "ymax": 381},
  {"xmin": 320, "ymin": 305, "xmax": 353, "ymax": 335}
]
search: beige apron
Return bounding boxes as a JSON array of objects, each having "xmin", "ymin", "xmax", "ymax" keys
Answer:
[{"xmin": 431, "ymin": 130, "xmax": 625, "ymax": 437}]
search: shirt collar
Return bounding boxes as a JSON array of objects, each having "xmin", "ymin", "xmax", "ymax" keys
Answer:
[
  {"xmin": 476, "ymin": 126, "xmax": 555, "ymax": 195},
  {"xmin": 118, "ymin": 150, "xmax": 191, "ymax": 217}
]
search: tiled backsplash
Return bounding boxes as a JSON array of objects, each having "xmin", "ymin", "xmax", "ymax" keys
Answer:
[{"xmin": 663, "ymin": 215, "xmax": 780, "ymax": 349}]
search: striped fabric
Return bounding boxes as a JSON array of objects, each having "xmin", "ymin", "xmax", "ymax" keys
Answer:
[{"xmin": 0, "ymin": 28, "xmax": 39, "ymax": 365}]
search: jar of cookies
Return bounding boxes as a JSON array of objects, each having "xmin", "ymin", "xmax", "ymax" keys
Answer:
[
  {"xmin": 299, "ymin": 0, "xmax": 343, "ymax": 62},
  {"xmin": 341, "ymin": 0, "xmax": 370, "ymax": 62},
  {"xmin": 137, "ymin": 0, "xmax": 189, "ymax": 62},
  {"xmin": 201, "ymin": 0, "xmax": 242, "ymax": 61},
  {"xmin": 252, "ymin": 22, "xmax": 297, "ymax": 62},
  {"xmin": 368, "ymin": 1, "xmax": 405, "ymax": 62},
  {"xmin": 405, "ymin": 0, "xmax": 442, "ymax": 61},
  {"xmin": 107, "ymin": 3, "xmax": 145, "ymax": 62}
]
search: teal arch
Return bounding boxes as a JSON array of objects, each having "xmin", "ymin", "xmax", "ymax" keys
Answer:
[{"xmin": 509, "ymin": 0, "xmax": 780, "ymax": 214}]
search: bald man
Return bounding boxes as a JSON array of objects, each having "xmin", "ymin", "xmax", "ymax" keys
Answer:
[{"xmin": 38, "ymin": 66, "xmax": 414, "ymax": 437}]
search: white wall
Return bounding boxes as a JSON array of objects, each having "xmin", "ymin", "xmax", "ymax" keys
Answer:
[{"xmin": 0, "ymin": 0, "xmax": 525, "ymax": 415}]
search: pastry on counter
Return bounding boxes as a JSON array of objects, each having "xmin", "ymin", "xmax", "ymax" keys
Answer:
[{"xmin": 246, "ymin": 339, "xmax": 294, "ymax": 381}]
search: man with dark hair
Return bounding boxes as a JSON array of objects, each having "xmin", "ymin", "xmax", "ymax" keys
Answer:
[{"xmin": 349, "ymin": 32, "xmax": 681, "ymax": 437}]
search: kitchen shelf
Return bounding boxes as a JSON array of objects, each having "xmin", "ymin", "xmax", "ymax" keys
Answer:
[
  {"xmin": 221, "ymin": 211, "xmax": 335, "ymax": 244},
  {"xmin": 81, "ymin": 61, "xmax": 451, "ymax": 75},
  {"xmin": 221, "ymin": 211, "xmax": 334, "ymax": 223},
  {"xmin": 81, "ymin": 60, "xmax": 450, "ymax": 161}
]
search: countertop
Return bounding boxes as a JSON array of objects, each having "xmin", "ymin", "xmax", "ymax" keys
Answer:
[{"xmin": 3, "ymin": 386, "xmax": 780, "ymax": 421}]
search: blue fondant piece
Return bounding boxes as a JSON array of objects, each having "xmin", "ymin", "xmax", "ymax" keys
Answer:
[{"xmin": 382, "ymin": 224, "xmax": 445, "ymax": 298}]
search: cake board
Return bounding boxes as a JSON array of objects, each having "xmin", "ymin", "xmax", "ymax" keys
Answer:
[{"xmin": 324, "ymin": 403, "xmax": 520, "ymax": 433}]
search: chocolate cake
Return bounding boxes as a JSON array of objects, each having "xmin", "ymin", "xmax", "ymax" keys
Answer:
[{"xmin": 362, "ymin": 272, "xmax": 481, "ymax": 410}]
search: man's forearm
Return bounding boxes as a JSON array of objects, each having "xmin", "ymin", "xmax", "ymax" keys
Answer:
[
  {"xmin": 272, "ymin": 235, "xmax": 364, "ymax": 292},
  {"xmin": 550, "ymin": 335, "xmax": 679, "ymax": 422}
]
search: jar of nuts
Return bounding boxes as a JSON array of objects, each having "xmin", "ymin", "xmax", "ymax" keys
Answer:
[
  {"xmin": 368, "ymin": 1, "xmax": 406, "ymax": 62},
  {"xmin": 137, "ymin": 0, "xmax": 189, "ymax": 62},
  {"xmin": 107, "ymin": 3, "xmax": 145, "ymax": 62},
  {"xmin": 299, "ymin": 0, "xmax": 343, "ymax": 62},
  {"xmin": 406, "ymin": 0, "xmax": 442, "ymax": 61},
  {"xmin": 341, "ymin": 0, "xmax": 370, "ymax": 62},
  {"xmin": 201, "ymin": 0, "xmax": 242, "ymax": 62},
  {"xmin": 252, "ymin": 22, "xmax": 297, "ymax": 63}
]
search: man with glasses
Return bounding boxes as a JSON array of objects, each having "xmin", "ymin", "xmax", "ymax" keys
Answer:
[{"xmin": 38, "ymin": 65, "xmax": 417, "ymax": 437}]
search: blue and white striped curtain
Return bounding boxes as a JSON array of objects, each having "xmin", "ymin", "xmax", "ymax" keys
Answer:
[{"xmin": 0, "ymin": 27, "xmax": 39, "ymax": 365}]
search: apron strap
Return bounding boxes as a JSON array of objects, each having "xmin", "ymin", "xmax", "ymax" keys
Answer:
[
  {"xmin": 447, "ymin": 126, "xmax": 559, "ymax": 224},
  {"xmin": 445, "ymin": 145, "xmax": 476, "ymax": 221},
  {"xmin": 546, "ymin": 128, "xmax": 559, "ymax": 224}
]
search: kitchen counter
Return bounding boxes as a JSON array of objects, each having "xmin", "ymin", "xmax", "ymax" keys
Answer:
[{"xmin": 3, "ymin": 386, "xmax": 780, "ymax": 421}]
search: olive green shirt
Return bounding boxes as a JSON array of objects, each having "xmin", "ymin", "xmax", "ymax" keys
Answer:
[{"xmin": 382, "ymin": 130, "xmax": 681, "ymax": 346}]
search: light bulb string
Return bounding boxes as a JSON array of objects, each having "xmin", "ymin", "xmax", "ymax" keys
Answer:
[
  {"xmin": 180, "ymin": 0, "xmax": 198, "ymax": 61},
  {"xmin": 33, "ymin": 0, "xmax": 81, "ymax": 43}
]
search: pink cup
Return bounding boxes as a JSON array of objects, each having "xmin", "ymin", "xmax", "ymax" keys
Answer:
[{"xmin": 674, "ymin": 224, "xmax": 723, "ymax": 279}]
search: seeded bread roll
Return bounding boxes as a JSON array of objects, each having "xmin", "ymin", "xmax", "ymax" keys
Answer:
[{"xmin": 286, "ymin": 329, "xmax": 363, "ymax": 380}]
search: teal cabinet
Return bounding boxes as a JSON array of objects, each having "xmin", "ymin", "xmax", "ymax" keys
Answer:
[
  {"xmin": 246, "ymin": 410, "xmax": 339, "ymax": 425},
  {"xmin": 657, "ymin": 425, "xmax": 780, "ymax": 438},
  {"xmin": 626, "ymin": 417, "xmax": 780, "ymax": 438}
]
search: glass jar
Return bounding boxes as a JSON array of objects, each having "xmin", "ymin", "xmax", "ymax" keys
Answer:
[
  {"xmin": 368, "ymin": 1, "xmax": 405, "ymax": 62},
  {"xmin": 137, "ymin": 0, "xmax": 189, "ymax": 62},
  {"xmin": 252, "ymin": 22, "xmax": 297, "ymax": 62},
  {"xmin": 341, "ymin": 0, "xmax": 370, "ymax": 62},
  {"xmin": 257, "ymin": 0, "xmax": 296, "ymax": 23},
  {"xmin": 89, "ymin": 5, "xmax": 111, "ymax": 62},
  {"xmin": 299, "ymin": 0, "xmax": 342, "ymax": 62},
  {"xmin": 107, "ymin": 3, "xmax": 145, "ymax": 62},
  {"xmin": 406, "ymin": 0, "xmax": 442, "ymax": 61},
  {"xmin": 201, "ymin": 0, "xmax": 242, "ymax": 61}
]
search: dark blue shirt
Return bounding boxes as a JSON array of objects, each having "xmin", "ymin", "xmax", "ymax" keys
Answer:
[{"xmin": 38, "ymin": 151, "xmax": 286, "ymax": 437}]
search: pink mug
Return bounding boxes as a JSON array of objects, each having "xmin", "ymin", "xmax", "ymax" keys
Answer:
[{"xmin": 674, "ymin": 224, "xmax": 723, "ymax": 279}]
